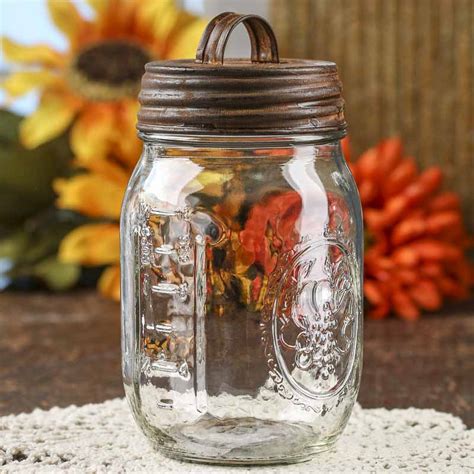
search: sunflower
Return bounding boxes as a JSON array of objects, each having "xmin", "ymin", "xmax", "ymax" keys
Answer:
[
  {"xmin": 1, "ymin": 0, "xmax": 207, "ymax": 152},
  {"xmin": 1, "ymin": 0, "xmax": 206, "ymax": 300},
  {"xmin": 54, "ymin": 141, "xmax": 130, "ymax": 301}
]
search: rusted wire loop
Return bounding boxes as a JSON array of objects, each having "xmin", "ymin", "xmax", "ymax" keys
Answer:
[{"xmin": 196, "ymin": 12, "xmax": 280, "ymax": 64}]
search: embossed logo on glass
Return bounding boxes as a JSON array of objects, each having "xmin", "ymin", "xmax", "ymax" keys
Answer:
[{"xmin": 262, "ymin": 237, "xmax": 359, "ymax": 403}]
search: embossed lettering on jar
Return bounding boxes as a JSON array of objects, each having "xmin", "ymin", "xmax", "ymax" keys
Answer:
[{"xmin": 121, "ymin": 12, "xmax": 363, "ymax": 466}]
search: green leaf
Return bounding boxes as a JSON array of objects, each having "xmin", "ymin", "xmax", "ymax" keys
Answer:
[
  {"xmin": 0, "ymin": 209, "xmax": 88, "ymax": 291},
  {"xmin": 0, "ymin": 107, "xmax": 20, "ymax": 143},
  {"xmin": 0, "ymin": 229, "xmax": 29, "ymax": 260},
  {"xmin": 0, "ymin": 109, "xmax": 73, "ymax": 229},
  {"xmin": 33, "ymin": 256, "xmax": 80, "ymax": 291}
]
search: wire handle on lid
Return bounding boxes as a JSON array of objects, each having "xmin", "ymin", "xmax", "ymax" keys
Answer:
[{"xmin": 196, "ymin": 12, "xmax": 280, "ymax": 64}]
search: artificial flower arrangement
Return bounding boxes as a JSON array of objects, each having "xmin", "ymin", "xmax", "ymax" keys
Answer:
[
  {"xmin": 344, "ymin": 138, "xmax": 472, "ymax": 319},
  {"xmin": 1, "ymin": 0, "xmax": 207, "ymax": 297},
  {"xmin": 0, "ymin": 1, "xmax": 471, "ymax": 319}
]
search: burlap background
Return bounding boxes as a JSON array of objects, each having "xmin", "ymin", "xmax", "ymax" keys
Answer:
[{"xmin": 271, "ymin": 0, "xmax": 473, "ymax": 229}]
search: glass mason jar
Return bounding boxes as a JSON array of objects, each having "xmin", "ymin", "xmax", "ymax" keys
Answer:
[{"xmin": 122, "ymin": 13, "xmax": 363, "ymax": 465}]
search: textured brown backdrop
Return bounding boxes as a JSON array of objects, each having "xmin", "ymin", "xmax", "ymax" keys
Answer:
[{"xmin": 271, "ymin": 0, "xmax": 473, "ymax": 229}]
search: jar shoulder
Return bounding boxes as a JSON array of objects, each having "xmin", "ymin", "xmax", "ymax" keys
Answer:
[{"xmin": 125, "ymin": 146, "xmax": 361, "ymax": 229}]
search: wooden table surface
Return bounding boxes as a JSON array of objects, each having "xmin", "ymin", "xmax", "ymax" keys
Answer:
[{"xmin": 0, "ymin": 291, "xmax": 472, "ymax": 427}]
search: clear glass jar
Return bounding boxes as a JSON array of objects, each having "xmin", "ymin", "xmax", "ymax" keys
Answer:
[
  {"xmin": 122, "ymin": 11, "xmax": 363, "ymax": 465},
  {"xmin": 121, "ymin": 133, "xmax": 363, "ymax": 464}
]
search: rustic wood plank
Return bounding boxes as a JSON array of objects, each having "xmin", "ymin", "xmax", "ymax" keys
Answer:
[
  {"xmin": 292, "ymin": 0, "xmax": 311, "ymax": 58},
  {"xmin": 0, "ymin": 291, "xmax": 472, "ymax": 427},
  {"xmin": 310, "ymin": 0, "xmax": 328, "ymax": 61},
  {"xmin": 397, "ymin": 0, "xmax": 417, "ymax": 160},
  {"xmin": 343, "ymin": 0, "xmax": 364, "ymax": 138},
  {"xmin": 365, "ymin": 0, "xmax": 382, "ymax": 144},
  {"xmin": 453, "ymin": 0, "xmax": 473, "ymax": 222},
  {"xmin": 271, "ymin": 0, "xmax": 291, "ymax": 56},
  {"xmin": 380, "ymin": 0, "xmax": 398, "ymax": 137},
  {"xmin": 437, "ymin": 0, "xmax": 456, "ymax": 181},
  {"xmin": 416, "ymin": 0, "xmax": 435, "ymax": 168}
]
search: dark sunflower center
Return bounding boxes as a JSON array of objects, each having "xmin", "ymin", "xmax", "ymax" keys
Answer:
[
  {"xmin": 77, "ymin": 40, "xmax": 150, "ymax": 85},
  {"xmin": 70, "ymin": 40, "xmax": 151, "ymax": 101}
]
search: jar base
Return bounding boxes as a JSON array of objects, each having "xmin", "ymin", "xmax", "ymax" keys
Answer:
[{"xmin": 150, "ymin": 416, "xmax": 338, "ymax": 466}]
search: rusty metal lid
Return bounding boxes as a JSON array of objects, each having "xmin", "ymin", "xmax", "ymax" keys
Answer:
[{"xmin": 137, "ymin": 12, "xmax": 346, "ymax": 137}]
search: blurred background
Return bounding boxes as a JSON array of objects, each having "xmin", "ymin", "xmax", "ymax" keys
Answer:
[
  {"xmin": 272, "ymin": 0, "xmax": 473, "ymax": 226},
  {"xmin": 0, "ymin": 0, "xmax": 472, "ymax": 424},
  {"xmin": 0, "ymin": 0, "xmax": 474, "ymax": 222},
  {"xmin": 0, "ymin": 0, "xmax": 471, "ymax": 307},
  {"xmin": 2, "ymin": 0, "xmax": 472, "ymax": 224}
]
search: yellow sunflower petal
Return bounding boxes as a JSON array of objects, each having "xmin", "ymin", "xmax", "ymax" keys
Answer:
[
  {"xmin": 71, "ymin": 101, "xmax": 140, "ymax": 171},
  {"xmin": 98, "ymin": 265, "xmax": 120, "ymax": 301},
  {"xmin": 152, "ymin": 0, "xmax": 181, "ymax": 40},
  {"xmin": 1, "ymin": 37, "xmax": 64, "ymax": 67},
  {"xmin": 86, "ymin": 0, "xmax": 106, "ymax": 15},
  {"xmin": 184, "ymin": 170, "xmax": 233, "ymax": 197},
  {"xmin": 113, "ymin": 101, "xmax": 142, "ymax": 166},
  {"xmin": 166, "ymin": 19, "xmax": 207, "ymax": 59},
  {"xmin": 59, "ymin": 223, "xmax": 120, "ymax": 266},
  {"xmin": 96, "ymin": 0, "xmax": 137, "ymax": 35},
  {"xmin": 74, "ymin": 156, "xmax": 130, "ymax": 185},
  {"xmin": 54, "ymin": 173, "xmax": 125, "ymax": 219},
  {"xmin": 20, "ymin": 91, "xmax": 80, "ymax": 149},
  {"xmin": 136, "ymin": 0, "xmax": 177, "ymax": 38},
  {"xmin": 1, "ymin": 71, "xmax": 55, "ymax": 97},
  {"xmin": 47, "ymin": 0, "xmax": 83, "ymax": 42},
  {"xmin": 70, "ymin": 105, "xmax": 116, "ymax": 159}
]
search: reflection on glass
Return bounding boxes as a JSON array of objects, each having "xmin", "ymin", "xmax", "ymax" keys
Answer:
[{"xmin": 121, "ymin": 139, "xmax": 363, "ymax": 464}]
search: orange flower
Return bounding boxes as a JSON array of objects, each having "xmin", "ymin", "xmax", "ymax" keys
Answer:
[
  {"xmin": 346, "ymin": 137, "xmax": 472, "ymax": 320},
  {"xmin": 240, "ymin": 191, "xmax": 302, "ymax": 274}
]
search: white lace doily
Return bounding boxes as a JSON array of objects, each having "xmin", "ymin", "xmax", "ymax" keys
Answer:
[{"xmin": 0, "ymin": 398, "xmax": 472, "ymax": 473}]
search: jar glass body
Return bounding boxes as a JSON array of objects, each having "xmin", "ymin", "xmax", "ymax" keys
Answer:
[{"xmin": 121, "ymin": 134, "xmax": 363, "ymax": 465}]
